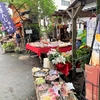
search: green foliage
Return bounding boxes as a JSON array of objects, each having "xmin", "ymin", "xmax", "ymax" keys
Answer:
[
  {"xmin": 38, "ymin": 0, "xmax": 57, "ymax": 18},
  {"xmin": 78, "ymin": 29, "xmax": 86, "ymax": 45},
  {"xmin": 24, "ymin": 23, "xmax": 39, "ymax": 30},
  {"xmin": 14, "ymin": 47, "xmax": 21, "ymax": 53},
  {"xmin": 0, "ymin": 0, "xmax": 56, "ymax": 19},
  {"xmin": 48, "ymin": 49, "xmax": 72, "ymax": 65},
  {"xmin": 30, "ymin": 23, "xmax": 39, "ymax": 29},
  {"xmin": 48, "ymin": 52, "xmax": 59, "ymax": 61},
  {"xmin": 2, "ymin": 42, "xmax": 14, "ymax": 51},
  {"xmin": 47, "ymin": 22, "xmax": 54, "ymax": 34},
  {"xmin": 74, "ymin": 46, "xmax": 90, "ymax": 69},
  {"xmin": 65, "ymin": 55, "xmax": 72, "ymax": 63},
  {"xmin": 97, "ymin": 0, "xmax": 100, "ymax": 14},
  {"xmin": 0, "ymin": 0, "xmax": 56, "ymax": 38}
]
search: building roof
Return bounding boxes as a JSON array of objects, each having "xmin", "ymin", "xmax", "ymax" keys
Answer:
[
  {"xmin": 82, "ymin": 2, "xmax": 96, "ymax": 11},
  {"xmin": 52, "ymin": 0, "xmax": 96, "ymax": 18},
  {"xmin": 53, "ymin": 9, "xmax": 94, "ymax": 18}
]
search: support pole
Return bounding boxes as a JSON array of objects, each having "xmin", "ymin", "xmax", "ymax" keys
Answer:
[
  {"xmin": 72, "ymin": 18, "xmax": 77, "ymax": 66},
  {"xmin": 66, "ymin": 0, "xmax": 86, "ymax": 79}
]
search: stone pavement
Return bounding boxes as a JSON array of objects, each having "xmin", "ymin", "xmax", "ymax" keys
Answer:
[{"xmin": 0, "ymin": 47, "xmax": 41, "ymax": 100}]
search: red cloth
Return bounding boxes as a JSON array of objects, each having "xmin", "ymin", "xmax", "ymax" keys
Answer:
[
  {"xmin": 26, "ymin": 43, "xmax": 72, "ymax": 56},
  {"xmin": 55, "ymin": 62, "xmax": 72, "ymax": 76}
]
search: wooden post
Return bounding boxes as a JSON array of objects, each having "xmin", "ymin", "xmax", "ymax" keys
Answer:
[
  {"xmin": 66, "ymin": 0, "xmax": 86, "ymax": 79},
  {"xmin": 67, "ymin": 5, "xmax": 84, "ymax": 67},
  {"xmin": 72, "ymin": 18, "xmax": 77, "ymax": 64}
]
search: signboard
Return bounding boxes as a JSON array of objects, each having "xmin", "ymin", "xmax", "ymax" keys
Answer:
[
  {"xmin": 86, "ymin": 18, "xmax": 100, "ymax": 97},
  {"xmin": 85, "ymin": 64, "xmax": 99, "ymax": 100},
  {"xmin": 25, "ymin": 29, "xmax": 32, "ymax": 34},
  {"xmin": 87, "ymin": 18, "xmax": 100, "ymax": 67},
  {"xmin": 0, "ymin": 2, "xmax": 16, "ymax": 33},
  {"xmin": 86, "ymin": 18, "xmax": 96, "ymax": 47},
  {"xmin": 87, "ymin": 18, "xmax": 100, "ymax": 47},
  {"xmin": 90, "ymin": 33, "xmax": 100, "ymax": 67}
]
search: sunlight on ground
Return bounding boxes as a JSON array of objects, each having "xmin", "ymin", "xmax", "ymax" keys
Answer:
[
  {"xmin": 19, "ymin": 55, "xmax": 29, "ymax": 60},
  {"xmin": 11, "ymin": 54, "xmax": 18, "ymax": 57}
]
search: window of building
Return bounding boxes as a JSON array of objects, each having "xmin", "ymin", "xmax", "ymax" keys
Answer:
[{"xmin": 61, "ymin": 0, "xmax": 70, "ymax": 6}]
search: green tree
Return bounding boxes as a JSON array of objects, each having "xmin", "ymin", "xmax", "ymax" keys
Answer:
[
  {"xmin": 97, "ymin": 0, "xmax": 100, "ymax": 14},
  {"xmin": 0, "ymin": 0, "xmax": 56, "ymax": 35}
]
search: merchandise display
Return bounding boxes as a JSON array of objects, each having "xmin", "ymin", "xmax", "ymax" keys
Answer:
[
  {"xmin": 29, "ymin": 41, "xmax": 72, "ymax": 48},
  {"xmin": 34, "ymin": 71, "xmax": 48, "ymax": 77},
  {"xmin": 32, "ymin": 67, "xmax": 78, "ymax": 100},
  {"xmin": 26, "ymin": 41, "xmax": 72, "ymax": 57}
]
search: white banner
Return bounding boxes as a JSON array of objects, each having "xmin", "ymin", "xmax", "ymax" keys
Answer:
[{"xmin": 86, "ymin": 18, "xmax": 96, "ymax": 47}]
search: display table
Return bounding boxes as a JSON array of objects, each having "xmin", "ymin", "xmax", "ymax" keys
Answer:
[
  {"xmin": 32, "ymin": 68, "xmax": 78, "ymax": 100},
  {"xmin": 26, "ymin": 43, "xmax": 72, "ymax": 57}
]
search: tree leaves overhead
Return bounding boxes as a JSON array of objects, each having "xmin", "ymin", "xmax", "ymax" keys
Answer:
[
  {"xmin": 0, "ymin": 0, "xmax": 56, "ymax": 35},
  {"xmin": 0, "ymin": 0, "xmax": 56, "ymax": 19},
  {"xmin": 97, "ymin": 0, "xmax": 100, "ymax": 14}
]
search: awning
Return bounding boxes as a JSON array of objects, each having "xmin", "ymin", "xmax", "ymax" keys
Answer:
[{"xmin": 82, "ymin": 2, "xmax": 96, "ymax": 11}]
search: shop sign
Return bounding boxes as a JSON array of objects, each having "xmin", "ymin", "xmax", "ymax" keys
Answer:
[
  {"xmin": 0, "ymin": 2, "xmax": 16, "ymax": 33},
  {"xmin": 25, "ymin": 29, "xmax": 32, "ymax": 34}
]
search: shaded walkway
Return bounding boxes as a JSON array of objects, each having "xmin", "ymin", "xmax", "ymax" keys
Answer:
[{"xmin": 0, "ymin": 50, "xmax": 41, "ymax": 100}]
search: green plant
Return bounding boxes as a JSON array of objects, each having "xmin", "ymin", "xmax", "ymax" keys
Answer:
[
  {"xmin": 47, "ymin": 49, "xmax": 72, "ymax": 65},
  {"xmin": 47, "ymin": 45, "xmax": 90, "ymax": 69},
  {"xmin": 74, "ymin": 46, "xmax": 90, "ymax": 69},
  {"xmin": 78, "ymin": 29, "xmax": 86, "ymax": 46},
  {"xmin": 2, "ymin": 42, "xmax": 14, "ymax": 51},
  {"xmin": 14, "ymin": 47, "xmax": 21, "ymax": 53}
]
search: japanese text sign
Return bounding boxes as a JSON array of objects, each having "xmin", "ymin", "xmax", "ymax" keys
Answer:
[{"xmin": 0, "ymin": 2, "xmax": 16, "ymax": 33}]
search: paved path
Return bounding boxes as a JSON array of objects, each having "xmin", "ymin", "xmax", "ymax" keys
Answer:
[{"xmin": 0, "ymin": 47, "xmax": 41, "ymax": 100}]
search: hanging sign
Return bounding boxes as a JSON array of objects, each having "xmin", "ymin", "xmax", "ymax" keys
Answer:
[
  {"xmin": 86, "ymin": 18, "xmax": 96, "ymax": 47},
  {"xmin": 0, "ymin": 2, "xmax": 16, "ymax": 33},
  {"xmin": 90, "ymin": 33, "xmax": 100, "ymax": 67},
  {"xmin": 25, "ymin": 29, "xmax": 32, "ymax": 34},
  {"xmin": 87, "ymin": 18, "xmax": 100, "ymax": 44}
]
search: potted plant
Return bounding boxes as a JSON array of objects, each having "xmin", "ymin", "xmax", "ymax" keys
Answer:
[
  {"xmin": 14, "ymin": 47, "xmax": 21, "ymax": 54},
  {"xmin": 75, "ymin": 46, "xmax": 90, "ymax": 69},
  {"xmin": 47, "ymin": 49, "xmax": 72, "ymax": 76},
  {"xmin": 47, "ymin": 49, "xmax": 72, "ymax": 67}
]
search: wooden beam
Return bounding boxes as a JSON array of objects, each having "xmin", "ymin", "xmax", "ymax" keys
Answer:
[
  {"xmin": 66, "ymin": 9, "xmax": 73, "ymax": 18},
  {"xmin": 73, "ymin": 6, "xmax": 83, "ymax": 18},
  {"xmin": 74, "ymin": 1, "xmax": 81, "ymax": 8}
]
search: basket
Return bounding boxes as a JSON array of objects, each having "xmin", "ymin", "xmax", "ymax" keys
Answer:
[
  {"xmin": 45, "ymin": 74, "xmax": 59, "ymax": 84},
  {"xmin": 33, "ymin": 70, "xmax": 48, "ymax": 78}
]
